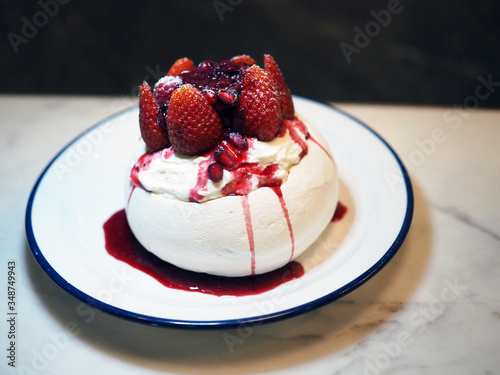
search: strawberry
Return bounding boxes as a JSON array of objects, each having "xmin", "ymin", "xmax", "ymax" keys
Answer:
[
  {"xmin": 139, "ymin": 81, "xmax": 170, "ymax": 152},
  {"xmin": 154, "ymin": 75, "xmax": 182, "ymax": 108},
  {"xmin": 154, "ymin": 75, "xmax": 182, "ymax": 131},
  {"xmin": 167, "ymin": 84, "xmax": 224, "ymax": 156},
  {"xmin": 230, "ymin": 54, "xmax": 256, "ymax": 66},
  {"xmin": 235, "ymin": 65, "xmax": 281, "ymax": 141},
  {"xmin": 264, "ymin": 54, "xmax": 294, "ymax": 119},
  {"xmin": 167, "ymin": 58, "xmax": 195, "ymax": 76}
]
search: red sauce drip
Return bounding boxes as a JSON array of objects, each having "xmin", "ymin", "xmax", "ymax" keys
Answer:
[
  {"xmin": 309, "ymin": 134, "xmax": 334, "ymax": 163},
  {"xmin": 270, "ymin": 186, "xmax": 295, "ymax": 261},
  {"xmin": 220, "ymin": 163, "xmax": 255, "ymax": 196},
  {"xmin": 189, "ymin": 157, "xmax": 213, "ymax": 202},
  {"xmin": 221, "ymin": 163, "xmax": 282, "ymax": 196},
  {"xmin": 240, "ymin": 195, "xmax": 256, "ymax": 275},
  {"xmin": 332, "ymin": 201, "xmax": 348, "ymax": 222},
  {"xmin": 292, "ymin": 117, "xmax": 309, "ymax": 135},
  {"xmin": 257, "ymin": 164, "xmax": 282, "ymax": 187},
  {"xmin": 130, "ymin": 153, "xmax": 151, "ymax": 189},
  {"xmin": 127, "ymin": 185, "xmax": 136, "ymax": 207},
  {"xmin": 103, "ymin": 210, "xmax": 304, "ymax": 296},
  {"xmin": 130, "ymin": 150, "xmax": 167, "ymax": 189},
  {"xmin": 283, "ymin": 118, "xmax": 308, "ymax": 157}
]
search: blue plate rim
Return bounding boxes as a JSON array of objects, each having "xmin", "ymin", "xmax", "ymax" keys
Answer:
[{"xmin": 25, "ymin": 97, "xmax": 413, "ymax": 329}]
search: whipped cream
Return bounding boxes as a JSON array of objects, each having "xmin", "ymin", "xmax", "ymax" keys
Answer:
[{"xmin": 131, "ymin": 120, "xmax": 307, "ymax": 203}]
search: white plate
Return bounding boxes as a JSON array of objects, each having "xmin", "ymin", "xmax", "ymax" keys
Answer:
[{"xmin": 26, "ymin": 97, "xmax": 413, "ymax": 328}]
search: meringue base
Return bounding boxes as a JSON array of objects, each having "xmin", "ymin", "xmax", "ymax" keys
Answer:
[{"xmin": 126, "ymin": 123, "xmax": 338, "ymax": 277}]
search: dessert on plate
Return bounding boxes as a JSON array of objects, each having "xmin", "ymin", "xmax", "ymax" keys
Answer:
[{"xmin": 126, "ymin": 54, "xmax": 339, "ymax": 277}]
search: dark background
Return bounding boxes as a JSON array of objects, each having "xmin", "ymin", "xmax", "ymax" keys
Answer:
[{"xmin": 2, "ymin": 0, "xmax": 500, "ymax": 107}]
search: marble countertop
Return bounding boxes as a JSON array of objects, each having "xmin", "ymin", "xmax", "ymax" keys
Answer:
[{"xmin": 1, "ymin": 95, "xmax": 499, "ymax": 374}]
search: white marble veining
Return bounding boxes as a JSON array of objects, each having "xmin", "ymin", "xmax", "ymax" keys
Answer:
[{"xmin": 1, "ymin": 96, "xmax": 499, "ymax": 374}]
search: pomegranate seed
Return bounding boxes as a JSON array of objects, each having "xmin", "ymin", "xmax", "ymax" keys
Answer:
[
  {"xmin": 207, "ymin": 162, "xmax": 223, "ymax": 182},
  {"xmin": 214, "ymin": 145, "xmax": 237, "ymax": 169},
  {"xmin": 218, "ymin": 90, "xmax": 236, "ymax": 106},
  {"xmin": 198, "ymin": 60, "xmax": 215, "ymax": 72},
  {"xmin": 203, "ymin": 90, "xmax": 217, "ymax": 105},
  {"xmin": 227, "ymin": 132, "xmax": 248, "ymax": 150}
]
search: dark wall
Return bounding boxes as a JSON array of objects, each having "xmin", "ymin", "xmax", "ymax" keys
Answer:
[{"xmin": 2, "ymin": 0, "xmax": 500, "ymax": 107}]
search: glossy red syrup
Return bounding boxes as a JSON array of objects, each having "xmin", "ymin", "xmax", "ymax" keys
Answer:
[
  {"xmin": 222, "ymin": 163, "xmax": 281, "ymax": 197},
  {"xmin": 103, "ymin": 209, "xmax": 304, "ymax": 296},
  {"xmin": 130, "ymin": 152, "xmax": 156, "ymax": 189},
  {"xmin": 309, "ymin": 135, "xmax": 334, "ymax": 163},
  {"xmin": 270, "ymin": 186, "xmax": 295, "ymax": 261},
  {"xmin": 238, "ymin": 184, "xmax": 296, "ymax": 274},
  {"xmin": 283, "ymin": 118, "xmax": 308, "ymax": 157},
  {"xmin": 127, "ymin": 186, "xmax": 136, "ymax": 207},
  {"xmin": 332, "ymin": 201, "xmax": 348, "ymax": 222},
  {"xmin": 130, "ymin": 148, "xmax": 173, "ymax": 190},
  {"xmin": 189, "ymin": 157, "xmax": 213, "ymax": 202},
  {"xmin": 240, "ymin": 195, "xmax": 256, "ymax": 274}
]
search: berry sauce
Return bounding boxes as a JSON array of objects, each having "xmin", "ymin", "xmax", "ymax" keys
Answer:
[
  {"xmin": 238, "ymin": 185, "xmax": 295, "ymax": 276},
  {"xmin": 180, "ymin": 60, "xmax": 246, "ymax": 100},
  {"xmin": 240, "ymin": 195, "xmax": 256, "ymax": 274},
  {"xmin": 309, "ymin": 135, "xmax": 334, "ymax": 163},
  {"xmin": 271, "ymin": 186, "xmax": 295, "ymax": 261},
  {"xmin": 332, "ymin": 201, "xmax": 348, "ymax": 222},
  {"xmin": 283, "ymin": 118, "xmax": 308, "ymax": 158},
  {"xmin": 103, "ymin": 209, "xmax": 304, "ymax": 297},
  {"xmin": 129, "ymin": 152, "xmax": 158, "ymax": 189}
]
